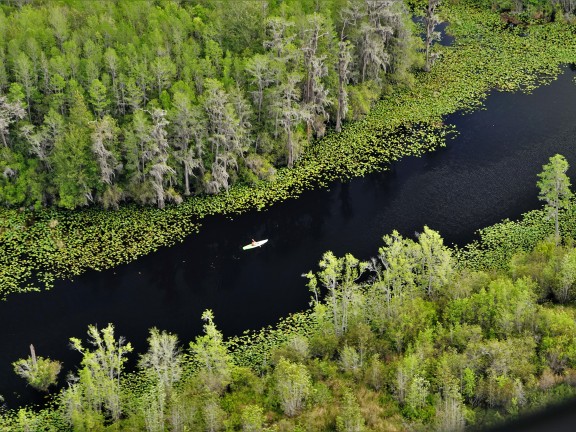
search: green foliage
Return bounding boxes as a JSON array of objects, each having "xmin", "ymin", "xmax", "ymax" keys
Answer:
[
  {"xmin": 133, "ymin": 327, "xmax": 183, "ymax": 430},
  {"xmin": 537, "ymin": 154, "xmax": 572, "ymax": 244},
  {"xmin": 306, "ymin": 251, "xmax": 369, "ymax": 337},
  {"xmin": 189, "ymin": 309, "xmax": 233, "ymax": 394},
  {"xmin": 240, "ymin": 404, "xmax": 266, "ymax": 432},
  {"xmin": 273, "ymin": 357, "xmax": 312, "ymax": 417},
  {"xmin": 12, "ymin": 347, "xmax": 61, "ymax": 393},
  {"xmin": 3, "ymin": 0, "xmax": 576, "ymax": 300},
  {"xmin": 448, "ymin": 277, "xmax": 538, "ymax": 338},
  {"xmin": 4, "ymin": 222, "xmax": 576, "ymax": 430},
  {"xmin": 403, "ymin": 375, "xmax": 432, "ymax": 420},
  {"xmin": 3, "ymin": 2, "xmax": 576, "ymax": 429},
  {"xmin": 0, "ymin": 0, "xmax": 422, "ymax": 210},
  {"xmin": 63, "ymin": 323, "xmax": 133, "ymax": 426},
  {"xmin": 336, "ymin": 388, "xmax": 365, "ymax": 432},
  {"xmin": 417, "ymin": 225, "xmax": 455, "ymax": 299},
  {"xmin": 347, "ymin": 81, "xmax": 381, "ymax": 121},
  {"xmin": 557, "ymin": 248, "xmax": 576, "ymax": 302}
]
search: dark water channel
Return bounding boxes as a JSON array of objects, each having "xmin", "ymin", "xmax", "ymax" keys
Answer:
[{"xmin": 2, "ymin": 68, "xmax": 576, "ymax": 407}]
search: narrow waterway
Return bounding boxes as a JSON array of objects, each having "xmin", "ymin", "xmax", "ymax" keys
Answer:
[{"xmin": 2, "ymin": 67, "xmax": 576, "ymax": 407}]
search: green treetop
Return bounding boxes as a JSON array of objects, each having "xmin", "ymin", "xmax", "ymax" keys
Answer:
[{"xmin": 537, "ymin": 154, "xmax": 572, "ymax": 245}]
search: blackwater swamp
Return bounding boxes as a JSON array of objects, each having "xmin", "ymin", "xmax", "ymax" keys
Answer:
[{"xmin": 1, "ymin": 67, "xmax": 576, "ymax": 407}]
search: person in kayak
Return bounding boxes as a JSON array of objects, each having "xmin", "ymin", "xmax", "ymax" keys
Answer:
[{"xmin": 251, "ymin": 239, "xmax": 256, "ymax": 246}]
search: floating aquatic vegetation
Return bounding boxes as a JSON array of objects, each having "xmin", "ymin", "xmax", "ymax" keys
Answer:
[{"xmin": 1, "ymin": 2, "xmax": 575, "ymax": 298}]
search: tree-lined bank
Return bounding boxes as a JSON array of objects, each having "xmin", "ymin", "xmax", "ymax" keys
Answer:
[
  {"xmin": 3, "ymin": 209, "xmax": 576, "ymax": 430},
  {"xmin": 2, "ymin": 1, "xmax": 576, "ymax": 299},
  {"xmin": 0, "ymin": 0, "xmax": 429, "ymax": 209}
]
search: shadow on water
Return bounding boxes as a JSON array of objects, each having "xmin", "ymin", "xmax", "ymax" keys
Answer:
[{"xmin": 2, "ymin": 67, "xmax": 576, "ymax": 408}]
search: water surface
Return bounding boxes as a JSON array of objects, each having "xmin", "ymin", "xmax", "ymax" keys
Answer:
[{"xmin": 1, "ymin": 68, "xmax": 576, "ymax": 407}]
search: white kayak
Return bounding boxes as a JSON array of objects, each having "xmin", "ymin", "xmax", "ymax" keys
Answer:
[{"xmin": 243, "ymin": 239, "xmax": 268, "ymax": 250}]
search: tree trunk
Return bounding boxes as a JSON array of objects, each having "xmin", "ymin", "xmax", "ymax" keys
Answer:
[
  {"xmin": 287, "ymin": 123, "xmax": 293, "ymax": 168},
  {"xmin": 336, "ymin": 60, "xmax": 346, "ymax": 132},
  {"xmin": 257, "ymin": 84, "xmax": 263, "ymax": 123},
  {"xmin": 425, "ymin": 41, "xmax": 431, "ymax": 72},
  {"xmin": 555, "ymin": 207, "xmax": 560, "ymax": 246},
  {"xmin": 331, "ymin": 287, "xmax": 339, "ymax": 337},
  {"xmin": 184, "ymin": 165, "xmax": 190, "ymax": 196},
  {"xmin": 30, "ymin": 344, "xmax": 37, "ymax": 370},
  {"xmin": 425, "ymin": 0, "xmax": 440, "ymax": 72},
  {"xmin": 335, "ymin": 101, "xmax": 343, "ymax": 133}
]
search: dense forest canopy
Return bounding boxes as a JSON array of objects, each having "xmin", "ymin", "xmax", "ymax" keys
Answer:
[
  {"xmin": 0, "ymin": 0, "xmax": 429, "ymax": 209},
  {"xmin": 0, "ymin": 0, "xmax": 570, "ymax": 210}
]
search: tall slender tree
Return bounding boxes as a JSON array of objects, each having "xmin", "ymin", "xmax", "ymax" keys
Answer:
[
  {"xmin": 51, "ymin": 91, "xmax": 98, "ymax": 209},
  {"xmin": 264, "ymin": 17, "xmax": 295, "ymax": 60},
  {"xmin": 270, "ymin": 72, "xmax": 311, "ymax": 168},
  {"xmin": 13, "ymin": 52, "xmax": 36, "ymax": 120},
  {"xmin": 424, "ymin": 0, "xmax": 442, "ymax": 72},
  {"xmin": 274, "ymin": 358, "xmax": 312, "ymax": 417},
  {"xmin": 416, "ymin": 225, "xmax": 453, "ymax": 298},
  {"xmin": 65, "ymin": 324, "xmax": 133, "ymax": 424},
  {"xmin": 0, "ymin": 95, "xmax": 25, "ymax": 147},
  {"xmin": 301, "ymin": 13, "xmax": 333, "ymax": 139},
  {"xmin": 335, "ymin": 40, "xmax": 352, "ymax": 133},
  {"xmin": 245, "ymin": 54, "xmax": 274, "ymax": 123},
  {"xmin": 91, "ymin": 115, "xmax": 122, "ymax": 208},
  {"xmin": 149, "ymin": 108, "xmax": 177, "ymax": 208},
  {"xmin": 88, "ymin": 79, "xmax": 110, "ymax": 118},
  {"xmin": 189, "ymin": 310, "xmax": 233, "ymax": 394},
  {"xmin": 306, "ymin": 251, "xmax": 368, "ymax": 337},
  {"xmin": 537, "ymin": 154, "xmax": 573, "ymax": 245},
  {"xmin": 138, "ymin": 328, "xmax": 183, "ymax": 430},
  {"xmin": 170, "ymin": 92, "xmax": 206, "ymax": 196},
  {"xmin": 203, "ymin": 79, "xmax": 246, "ymax": 193}
]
